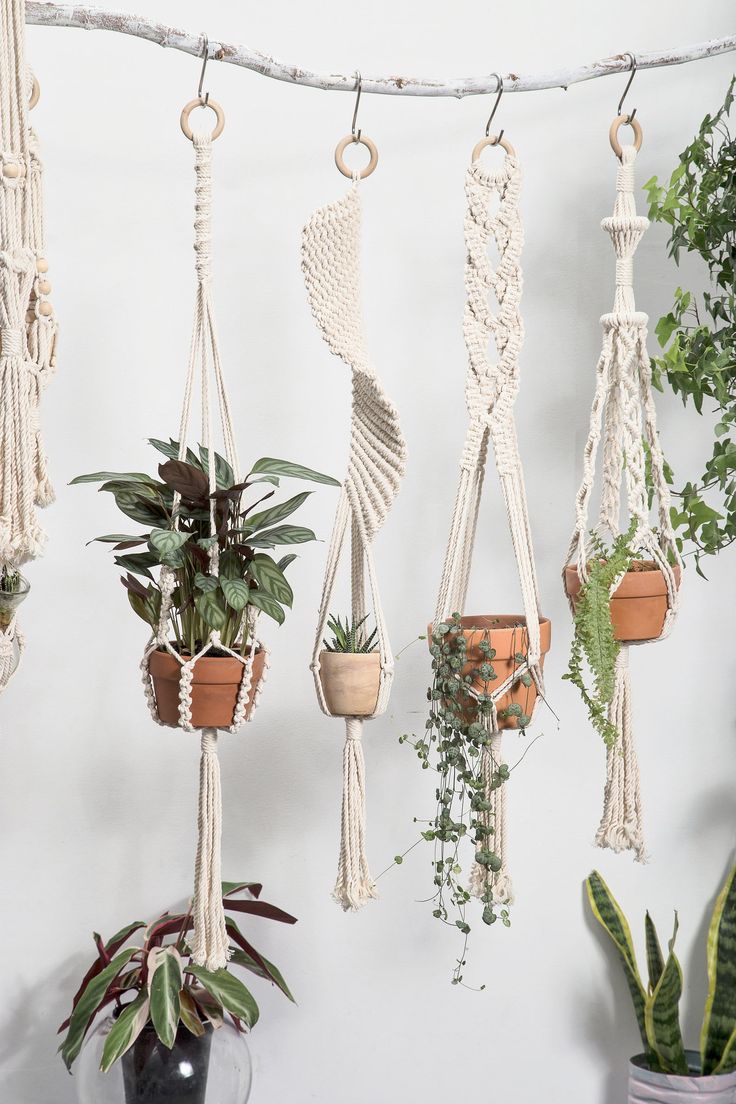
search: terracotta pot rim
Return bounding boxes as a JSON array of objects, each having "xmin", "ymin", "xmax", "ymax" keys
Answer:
[
  {"xmin": 155, "ymin": 643, "xmax": 262, "ymax": 659},
  {"xmin": 565, "ymin": 563, "xmax": 681, "ymax": 599},
  {"xmin": 149, "ymin": 647, "xmax": 265, "ymax": 687}
]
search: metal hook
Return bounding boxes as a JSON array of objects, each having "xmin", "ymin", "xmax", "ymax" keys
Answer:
[
  {"xmin": 617, "ymin": 52, "xmax": 637, "ymax": 123},
  {"xmin": 197, "ymin": 33, "xmax": 210, "ymax": 105},
  {"xmin": 351, "ymin": 71, "xmax": 363, "ymax": 141},
  {"xmin": 484, "ymin": 74, "xmax": 504, "ymax": 144}
]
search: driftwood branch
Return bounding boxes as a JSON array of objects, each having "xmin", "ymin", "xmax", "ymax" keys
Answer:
[{"xmin": 25, "ymin": 4, "xmax": 736, "ymax": 99}]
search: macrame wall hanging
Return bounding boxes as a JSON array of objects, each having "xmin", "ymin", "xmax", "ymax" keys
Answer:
[
  {"xmin": 139, "ymin": 95, "xmax": 268, "ymax": 969},
  {"xmin": 432, "ymin": 118, "xmax": 551, "ymax": 906},
  {"xmin": 302, "ymin": 94, "xmax": 407, "ymax": 911},
  {"xmin": 562, "ymin": 115, "xmax": 681, "ymax": 861},
  {"xmin": 0, "ymin": 0, "xmax": 57, "ymax": 691}
]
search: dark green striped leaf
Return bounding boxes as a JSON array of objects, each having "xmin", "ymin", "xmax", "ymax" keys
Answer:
[
  {"xmin": 99, "ymin": 992, "xmax": 150, "ymax": 1072},
  {"xmin": 230, "ymin": 949, "xmax": 295, "ymax": 1003},
  {"xmin": 59, "ymin": 948, "xmax": 138, "ymax": 1070},
  {"xmin": 246, "ymin": 525, "xmax": 316, "ymax": 548},
  {"xmin": 702, "ymin": 865, "xmax": 736, "ymax": 1074},
  {"xmin": 221, "ymin": 577, "xmax": 249, "ymax": 612},
  {"xmin": 644, "ymin": 914, "xmax": 688, "ymax": 1074},
  {"xmin": 246, "ymin": 588, "xmax": 285, "ymax": 625},
  {"xmin": 149, "ymin": 948, "xmax": 182, "ymax": 1050},
  {"xmin": 645, "ymin": 911, "xmax": 665, "ymax": 994},
  {"xmin": 70, "ymin": 471, "xmax": 156, "ymax": 486},
  {"xmin": 186, "ymin": 966, "xmax": 259, "ymax": 1028},
  {"xmin": 248, "ymin": 555, "xmax": 293, "ymax": 608},
  {"xmin": 243, "ymin": 492, "xmax": 312, "ymax": 535},
  {"xmin": 249, "ymin": 458, "xmax": 340, "ymax": 487}
]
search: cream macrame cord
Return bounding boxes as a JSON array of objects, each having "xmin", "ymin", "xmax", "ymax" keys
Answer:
[
  {"xmin": 302, "ymin": 181, "xmax": 407, "ymax": 912},
  {"xmin": 563, "ymin": 142, "xmax": 681, "ymax": 861},
  {"xmin": 435, "ymin": 147, "xmax": 547, "ymax": 906},
  {"xmin": 141, "ymin": 119, "xmax": 268, "ymax": 970}
]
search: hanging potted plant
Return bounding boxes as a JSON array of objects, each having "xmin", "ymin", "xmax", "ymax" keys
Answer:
[
  {"xmin": 73, "ymin": 439, "xmax": 338, "ymax": 730},
  {"xmin": 586, "ymin": 866, "xmax": 736, "ymax": 1102},
  {"xmin": 59, "ymin": 880, "xmax": 296, "ymax": 1104},
  {"xmin": 318, "ymin": 613, "xmax": 381, "ymax": 717}
]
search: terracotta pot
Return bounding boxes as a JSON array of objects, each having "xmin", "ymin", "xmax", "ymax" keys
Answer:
[
  {"xmin": 149, "ymin": 647, "xmax": 265, "ymax": 729},
  {"xmin": 564, "ymin": 562, "xmax": 681, "ymax": 643},
  {"xmin": 628, "ymin": 1052, "xmax": 736, "ymax": 1102},
  {"xmin": 319, "ymin": 651, "xmax": 381, "ymax": 717},
  {"xmin": 427, "ymin": 615, "xmax": 552, "ymax": 731}
]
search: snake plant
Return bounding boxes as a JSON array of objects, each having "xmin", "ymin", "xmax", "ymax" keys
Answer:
[{"xmin": 586, "ymin": 867, "xmax": 736, "ymax": 1075}]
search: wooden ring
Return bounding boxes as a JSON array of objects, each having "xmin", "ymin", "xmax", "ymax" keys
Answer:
[
  {"xmin": 29, "ymin": 75, "xmax": 40, "ymax": 110},
  {"xmin": 609, "ymin": 114, "xmax": 643, "ymax": 159},
  {"xmin": 180, "ymin": 97, "xmax": 225, "ymax": 142},
  {"xmin": 471, "ymin": 133, "xmax": 516, "ymax": 163},
  {"xmin": 334, "ymin": 134, "xmax": 379, "ymax": 180}
]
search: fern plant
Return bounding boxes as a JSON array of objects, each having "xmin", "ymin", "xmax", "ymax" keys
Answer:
[
  {"xmin": 564, "ymin": 523, "xmax": 635, "ymax": 747},
  {"xmin": 586, "ymin": 866, "xmax": 736, "ymax": 1077},
  {"xmin": 322, "ymin": 613, "xmax": 378, "ymax": 653}
]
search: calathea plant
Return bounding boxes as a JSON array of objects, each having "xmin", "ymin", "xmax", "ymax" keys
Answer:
[
  {"xmin": 59, "ymin": 881, "xmax": 295, "ymax": 1074},
  {"xmin": 72, "ymin": 439, "xmax": 339, "ymax": 655},
  {"xmin": 644, "ymin": 76, "xmax": 736, "ymax": 572},
  {"xmin": 586, "ymin": 866, "xmax": 736, "ymax": 1076}
]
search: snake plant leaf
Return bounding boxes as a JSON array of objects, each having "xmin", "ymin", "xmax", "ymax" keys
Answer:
[
  {"xmin": 148, "ymin": 947, "xmax": 183, "ymax": 1050},
  {"xmin": 59, "ymin": 947, "xmax": 138, "ymax": 1069},
  {"xmin": 585, "ymin": 872, "xmax": 649, "ymax": 1054},
  {"xmin": 186, "ymin": 966, "xmax": 259, "ymax": 1028},
  {"xmin": 644, "ymin": 913, "xmax": 688, "ymax": 1075},
  {"xmin": 249, "ymin": 457, "xmax": 340, "ymax": 487},
  {"xmin": 645, "ymin": 911, "xmax": 665, "ymax": 994},
  {"xmin": 701, "ymin": 864, "xmax": 736, "ymax": 1075},
  {"xmin": 99, "ymin": 992, "xmax": 150, "ymax": 1072}
]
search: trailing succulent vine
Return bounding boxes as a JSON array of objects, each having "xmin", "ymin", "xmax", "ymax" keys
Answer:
[
  {"xmin": 644, "ymin": 77, "xmax": 736, "ymax": 572},
  {"xmin": 400, "ymin": 615, "xmax": 535, "ymax": 984},
  {"xmin": 564, "ymin": 522, "xmax": 636, "ymax": 747}
]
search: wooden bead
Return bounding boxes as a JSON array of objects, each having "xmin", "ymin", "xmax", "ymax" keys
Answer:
[
  {"xmin": 25, "ymin": 310, "xmax": 35, "ymax": 324},
  {"xmin": 38, "ymin": 279, "xmax": 51, "ymax": 295},
  {"xmin": 3, "ymin": 163, "xmax": 19, "ymax": 179},
  {"xmin": 38, "ymin": 301, "xmax": 53, "ymax": 317},
  {"xmin": 36, "ymin": 258, "xmax": 49, "ymax": 274}
]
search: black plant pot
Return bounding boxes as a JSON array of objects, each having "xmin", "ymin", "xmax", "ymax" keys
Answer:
[{"xmin": 121, "ymin": 1023, "xmax": 213, "ymax": 1104}]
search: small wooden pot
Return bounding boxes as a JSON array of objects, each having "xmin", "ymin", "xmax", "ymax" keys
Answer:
[
  {"xmin": 319, "ymin": 651, "xmax": 381, "ymax": 717},
  {"xmin": 564, "ymin": 562, "xmax": 681, "ymax": 643},
  {"xmin": 149, "ymin": 647, "xmax": 265, "ymax": 729},
  {"xmin": 427, "ymin": 615, "xmax": 552, "ymax": 731}
]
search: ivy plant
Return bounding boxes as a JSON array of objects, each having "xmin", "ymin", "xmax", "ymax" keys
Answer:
[
  {"xmin": 72, "ymin": 438, "xmax": 338, "ymax": 656},
  {"xmin": 644, "ymin": 77, "xmax": 736, "ymax": 573}
]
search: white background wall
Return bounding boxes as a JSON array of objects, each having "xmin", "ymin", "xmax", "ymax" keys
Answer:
[{"xmin": 2, "ymin": 2, "xmax": 735, "ymax": 1101}]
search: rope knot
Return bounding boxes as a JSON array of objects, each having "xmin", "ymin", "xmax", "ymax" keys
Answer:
[
  {"xmin": 201, "ymin": 728, "xmax": 218, "ymax": 754},
  {"xmin": 1, "ymin": 329, "xmax": 24, "ymax": 357}
]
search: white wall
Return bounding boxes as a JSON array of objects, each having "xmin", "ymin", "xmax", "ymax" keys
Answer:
[{"xmin": 2, "ymin": 2, "xmax": 735, "ymax": 1101}]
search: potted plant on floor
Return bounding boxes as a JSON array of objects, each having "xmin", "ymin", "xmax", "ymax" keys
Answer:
[
  {"xmin": 318, "ymin": 613, "xmax": 380, "ymax": 717},
  {"xmin": 73, "ymin": 438, "xmax": 338, "ymax": 729},
  {"xmin": 586, "ymin": 866, "xmax": 736, "ymax": 1101},
  {"xmin": 60, "ymin": 881, "xmax": 296, "ymax": 1103}
]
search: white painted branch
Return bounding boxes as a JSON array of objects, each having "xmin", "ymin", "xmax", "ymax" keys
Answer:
[{"xmin": 25, "ymin": 4, "xmax": 736, "ymax": 99}]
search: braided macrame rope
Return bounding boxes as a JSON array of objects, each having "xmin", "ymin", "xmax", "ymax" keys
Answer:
[
  {"xmin": 140, "ymin": 129, "xmax": 267, "ymax": 970},
  {"xmin": 0, "ymin": 0, "xmax": 56, "ymax": 693},
  {"xmin": 302, "ymin": 183, "xmax": 407, "ymax": 911},
  {"xmin": 436, "ymin": 153, "xmax": 546, "ymax": 906},
  {"xmin": 563, "ymin": 144, "xmax": 682, "ymax": 861}
]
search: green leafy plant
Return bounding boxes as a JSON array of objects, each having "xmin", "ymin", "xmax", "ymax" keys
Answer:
[
  {"xmin": 400, "ymin": 614, "xmax": 536, "ymax": 984},
  {"xmin": 564, "ymin": 523, "xmax": 636, "ymax": 748},
  {"xmin": 322, "ymin": 613, "xmax": 377, "ymax": 653},
  {"xmin": 644, "ymin": 77, "xmax": 736, "ymax": 572},
  {"xmin": 586, "ymin": 865, "xmax": 736, "ymax": 1076},
  {"xmin": 0, "ymin": 567, "xmax": 22, "ymax": 593},
  {"xmin": 72, "ymin": 439, "xmax": 339, "ymax": 656},
  {"xmin": 59, "ymin": 881, "xmax": 296, "ymax": 1074}
]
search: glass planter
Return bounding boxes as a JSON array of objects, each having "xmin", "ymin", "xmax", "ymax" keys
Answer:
[
  {"xmin": 76, "ymin": 1016, "xmax": 253, "ymax": 1104},
  {"xmin": 0, "ymin": 572, "xmax": 29, "ymax": 629}
]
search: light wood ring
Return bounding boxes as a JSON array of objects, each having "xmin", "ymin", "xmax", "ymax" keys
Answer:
[
  {"xmin": 334, "ymin": 134, "xmax": 379, "ymax": 180},
  {"xmin": 471, "ymin": 134, "xmax": 516, "ymax": 163},
  {"xmin": 609, "ymin": 114, "xmax": 643, "ymax": 159},
  {"xmin": 29, "ymin": 76, "xmax": 40, "ymax": 110},
  {"xmin": 180, "ymin": 97, "xmax": 225, "ymax": 142}
]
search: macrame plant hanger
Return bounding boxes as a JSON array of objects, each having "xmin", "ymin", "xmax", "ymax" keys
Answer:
[
  {"xmin": 562, "ymin": 93, "xmax": 681, "ymax": 861},
  {"xmin": 0, "ymin": 0, "xmax": 57, "ymax": 691},
  {"xmin": 433, "ymin": 85, "xmax": 549, "ymax": 905},
  {"xmin": 302, "ymin": 76, "xmax": 407, "ymax": 911},
  {"xmin": 140, "ymin": 78, "xmax": 268, "ymax": 969}
]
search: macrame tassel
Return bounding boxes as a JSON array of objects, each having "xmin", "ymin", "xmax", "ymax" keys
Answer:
[
  {"xmin": 191, "ymin": 728, "xmax": 230, "ymax": 970},
  {"xmin": 595, "ymin": 646, "xmax": 646, "ymax": 861},
  {"xmin": 333, "ymin": 718, "xmax": 378, "ymax": 911},
  {"xmin": 470, "ymin": 732, "xmax": 514, "ymax": 904}
]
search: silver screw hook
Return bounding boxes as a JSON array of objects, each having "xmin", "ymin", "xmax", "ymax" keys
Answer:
[
  {"xmin": 484, "ymin": 74, "xmax": 505, "ymax": 144},
  {"xmin": 617, "ymin": 52, "xmax": 637, "ymax": 123},
  {"xmin": 351, "ymin": 71, "xmax": 363, "ymax": 141},
  {"xmin": 197, "ymin": 33, "xmax": 210, "ymax": 105}
]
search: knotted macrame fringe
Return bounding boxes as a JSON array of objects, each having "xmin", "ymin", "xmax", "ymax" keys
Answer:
[
  {"xmin": 469, "ymin": 732, "xmax": 514, "ymax": 904},
  {"xmin": 595, "ymin": 647, "xmax": 646, "ymax": 862},
  {"xmin": 190, "ymin": 728, "xmax": 230, "ymax": 971},
  {"xmin": 333, "ymin": 717, "xmax": 378, "ymax": 911},
  {"xmin": 0, "ymin": 615, "xmax": 22, "ymax": 688}
]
